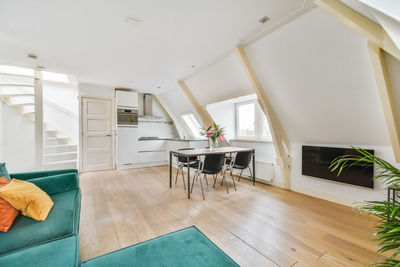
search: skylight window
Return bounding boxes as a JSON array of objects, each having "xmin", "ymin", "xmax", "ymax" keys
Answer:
[
  {"xmin": 42, "ymin": 71, "xmax": 69, "ymax": 83},
  {"xmin": 182, "ymin": 113, "xmax": 202, "ymax": 138}
]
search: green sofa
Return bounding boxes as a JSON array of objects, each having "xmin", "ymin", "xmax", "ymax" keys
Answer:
[{"xmin": 0, "ymin": 169, "xmax": 81, "ymax": 267}]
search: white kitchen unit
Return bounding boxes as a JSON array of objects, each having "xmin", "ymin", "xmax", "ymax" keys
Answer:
[
  {"xmin": 117, "ymin": 126, "xmax": 139, "ymax": 169},
  {"xmin": 116, "ymin": 90, "xmax": 138, "ymax": 108},
  {"xmin": 138, "ymin": 139, "xmax": 167, "ymax": 167}
]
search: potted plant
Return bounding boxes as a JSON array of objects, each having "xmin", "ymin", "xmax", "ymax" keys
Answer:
[
  {"xmin": 330, "ymin": 147, "xmax": 400, "ymax": 266},
  {"xmin": 201, "ymin": 123, "xmax": 225, "ymax": 151}
]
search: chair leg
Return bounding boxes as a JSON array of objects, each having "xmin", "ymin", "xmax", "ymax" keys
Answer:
[
  {"xmin": 223, "ymin": 171, "xmax": 229, "ymax": 194},
  {"xmin": 231, "ymin": 173, "xmax": 237, "ymax": 191},
  {"xmin": 238, "ymin": 169, "xmax": 243, "ymax": 182},
  {"xmin": 213, "ymin": 174, "xmax": 217, "ymax": 188},
  {"xmin": 181, "ymin": 168, "xmax": 186, "ymax": 190},
  {"xmin": 199, "ymin": 175, "xmax": 205, "ymax": 200},
  {"xmin": 248, "ymin": 167, "xmax": 253, "ymax": 181},
  {"xmin": 204, "ymin": 174, "xmax": 208, "ymax": 186},
  {"xmin": 191, "ymin": 173, "xmax": 196, "ymax": 193},
  {"xmin": 175, "ymin": 167, "xmax": 180, "ymax": 185}
]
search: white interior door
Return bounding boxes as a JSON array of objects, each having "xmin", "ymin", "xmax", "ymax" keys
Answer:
[{"xmin": 82, "ymin": 97, "xmax": 113, "ymax": 172}]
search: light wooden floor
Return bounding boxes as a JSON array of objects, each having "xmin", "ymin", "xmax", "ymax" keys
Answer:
[{"xmin": 79, "ymin": 166, "xmax": 384, "ymax": 266}]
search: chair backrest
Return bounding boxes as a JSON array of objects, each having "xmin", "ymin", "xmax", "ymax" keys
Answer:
[
  {"xmin": 202, "ymin": 153, "xmax": 225, "ymax": 174},
  {"xmin": 177, "ymin": 148, "xmax": 198, "ymax": 163},
  {"xmin": 234, "ymin": 151, "xmax": 252, "ymax": 168}
]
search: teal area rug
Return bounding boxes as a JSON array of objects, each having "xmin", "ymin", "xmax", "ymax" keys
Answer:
[{"xmin": 82, "ymin": 226, "xmax": 239, "ymax": 267}]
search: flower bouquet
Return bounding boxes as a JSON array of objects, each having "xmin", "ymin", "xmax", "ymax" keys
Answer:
[{"xmin": 200, "ymin": 123, "xmax": 225, "ymax": 151}]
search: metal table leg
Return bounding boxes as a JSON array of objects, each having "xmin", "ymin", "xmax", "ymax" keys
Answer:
[
  {"xmin": 187, "ymin": 155, "xmax": 191, "ymax": 199},
  {"xmin": 252, "ymin": 149, "xmax": 256, "ymax": 186},
  {"xmin": 169, "ymin": 151, "xmax": 172, "ymax": 188}
]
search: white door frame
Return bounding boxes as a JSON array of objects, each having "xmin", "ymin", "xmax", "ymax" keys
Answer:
[{"xmin": 79, "ymin": 95, "xmax": 116, "ymax": 172}]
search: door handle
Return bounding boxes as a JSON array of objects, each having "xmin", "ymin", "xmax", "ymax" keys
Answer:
[{"xmin": 106, "ymin": 134, "xmax": 112, "ymax": 137}]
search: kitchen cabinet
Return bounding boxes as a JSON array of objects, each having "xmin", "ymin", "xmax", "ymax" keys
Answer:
[{"xmin": 116, "ymin": 91, "xmax": 138, "ymax": 108}]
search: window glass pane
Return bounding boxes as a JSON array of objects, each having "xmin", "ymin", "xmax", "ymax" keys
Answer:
[
  {"xmin": 260, "ymin": 112, "xmax": 271, "ymax": 138},
  {"xmin": 182, "ymin": 114, "xmax": 202, "ymax": 138},
  {"xmin": 42, "ymin": 71, "xmax": 69, "ymax": 83},
  {"xmin": 238, "ymin": 103, "xmax": 255, "ymax": 137}
]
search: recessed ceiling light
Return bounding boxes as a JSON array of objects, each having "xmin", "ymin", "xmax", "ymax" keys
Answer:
[
  {"xmin": 27, "ymin": 54, "xmax": 37, "ymax": 60},
  {"xmin": 126, "ymin": 17, "xmax": 140, "ymax": 24},
  {"xmin": 258, "ymin": 16, "xmax": 270, "ymax": 24}
]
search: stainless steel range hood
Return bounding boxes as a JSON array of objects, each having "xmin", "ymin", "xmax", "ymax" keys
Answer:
[{"xmin": 143, "ymin": 93, "xmax": 153, "ymax": 116}]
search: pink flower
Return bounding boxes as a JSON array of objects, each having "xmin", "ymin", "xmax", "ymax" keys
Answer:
[
  {"xmin": 211, "ymin": 128, "xmax": 216, "ymax": 133},
  {"xmin": 206, "ymin": 131, "xmax": 212, "ymax": 138},
  {"xmin": 218, "ymin": 133, "xmax": 225, "ymax": 141}
]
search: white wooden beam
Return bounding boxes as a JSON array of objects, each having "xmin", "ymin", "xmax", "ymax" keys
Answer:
[
  {"xmin": 234, "ymin": 45, "xmax": 291, "ymax": 189},
  {"xmin": 315, "ymin": 0, "xmax": 400, "ymax": 61},
  {"xmin": 177, "ymin": 80, "xmax": 214, "ymax": 127},
  {"xmin": 154, "ymin": 94, "xmax": 188, "ymax": 139},
  {"xmin": 368, "ymin": 41, "xmax": 400, "ymax": 162},
  {"xmin": 34, "ymin": 69, "xmax": 44, "ymax": 170}
]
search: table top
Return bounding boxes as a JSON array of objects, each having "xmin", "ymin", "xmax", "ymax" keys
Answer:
[{"xmin": 170, "ymin": 146, "xmax": 254, "ymax": 156}]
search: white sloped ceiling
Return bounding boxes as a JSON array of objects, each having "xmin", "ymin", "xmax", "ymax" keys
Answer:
[
  {"xmin": 184, "ymin": 53, "xmax": 253, "ymax": 106},
  {"xmin": 244, "ymin": 8, "xmax": 392, "ymax": 146}
]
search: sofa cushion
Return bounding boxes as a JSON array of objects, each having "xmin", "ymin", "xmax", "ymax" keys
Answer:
[
  {"xmin": 0, "ymin": 189, "xmax": 81, "ymax": 255},
  {"xmin": 0, "ymin": 163, "xmax": 10, "ymax": 181},
  {"xmin": 0, "ymin": 179, "xmax": 54, "ymax": 221},
  {"xmin": 0, "ymin": 235, "xmax": 80, "ymax": 267}
]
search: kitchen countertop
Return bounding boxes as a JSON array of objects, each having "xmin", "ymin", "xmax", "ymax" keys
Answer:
[{"xmin": 138, "ymin": 138, "xmax": 207, "ymax": 142}]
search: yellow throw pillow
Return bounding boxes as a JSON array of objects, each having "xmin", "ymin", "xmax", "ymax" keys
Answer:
[{"xmin": 0, "ymin": 179, "xmax": 54, "ymax": 221}]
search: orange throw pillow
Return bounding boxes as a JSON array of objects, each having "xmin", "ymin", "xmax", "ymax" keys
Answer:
[{"xmin": 0, "ymin": 176, "xmax": 19, "ymax": 232}]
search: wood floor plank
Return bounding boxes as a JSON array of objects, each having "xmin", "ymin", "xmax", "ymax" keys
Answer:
[{"xmin": 79, "ymin": 166, "xmax": 383, "ymax": 266}]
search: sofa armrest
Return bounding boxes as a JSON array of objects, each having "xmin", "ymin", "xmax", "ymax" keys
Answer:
[
  {"xmin": 9, "ymin": 169, "xmax": 78, "ymax": 181},
  {"xmin": 28, "ymin": 172, "xmax": 79, "ymax": 195}
]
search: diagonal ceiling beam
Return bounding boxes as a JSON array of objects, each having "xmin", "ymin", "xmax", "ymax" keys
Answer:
[
  {"xmin": 177, "ymin": 80, "xmax": 214, "ymax": 127},
  {"xmin": 315, "ymin": 0, "xmax": 400, "ymax": 61},
  {"xmin": 234, "ymin": 45, "xmax": 291, "ymax": 189},
  {"xmin": 368, "ymin": 41, "xmax": 400, "ymax": 162}
]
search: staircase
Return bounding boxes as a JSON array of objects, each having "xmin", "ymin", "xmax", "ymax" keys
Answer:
[{"xmin": 0, "ymin": 83, "xmax": 78, "ymax": 170}]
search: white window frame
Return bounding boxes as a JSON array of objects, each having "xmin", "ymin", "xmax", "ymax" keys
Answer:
[
  {"xmin": 181, "ymin": 113, "xmax": 203, "ymax": 139},
  {"xmin": 235, "ymin": 99, "xmax": 272, "ymax": 142}
]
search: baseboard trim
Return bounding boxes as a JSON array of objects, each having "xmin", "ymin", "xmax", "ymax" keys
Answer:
[{"xmin": 267, "ymin": 180, "xmax": 360, "ymax": 207}]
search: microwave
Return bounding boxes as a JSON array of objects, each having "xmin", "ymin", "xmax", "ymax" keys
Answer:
[{"xmin": 117, "ymin": 108, "xmax": 138, "ymax": 126}]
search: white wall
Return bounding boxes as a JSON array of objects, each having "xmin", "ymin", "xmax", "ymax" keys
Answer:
[
  {"xmin": 79, "ymin": 83, "xmax": 115, "ymax": 98},
  {"xmin": 1, "ymin": 104, "xmax": 36, "ymax": 173},
  {"xmin": 206, "ymin": 101, "xmax": 235, "ymax": 140},
  {"xmin": 241, "ymin": 8, "xmax": 400, "ymax": 205},
  {"xmin": 138, "ymin": 94, "xmax": 178, "ymax": 139},
  {"xmin": 43, "ymin": 81, "xmax": 79, "ymax": 142}
]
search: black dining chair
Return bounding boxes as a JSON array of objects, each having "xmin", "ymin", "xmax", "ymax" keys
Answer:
[
  {"xmin": 225, "ymin": 151, "xmax": 253, "ymax": 182},
  {"xmin": 175, "ymin": 148, "xmax": 200, "ymax": 190},
  {"xmin": 191, "ymin": 153, "xmax": 225, "ymax": 200}
]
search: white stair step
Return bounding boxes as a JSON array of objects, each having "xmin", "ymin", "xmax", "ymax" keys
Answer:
[
  {"xmin": 44, "ymin": 159, "xmax": 77, "ymax": 166},
  {"xmin": 44, "ymin": 151, "xmax": 77, "ymax": 157},
  {"xmin": 9, "ymin": 102, "xmax": 34, "ymax": 107},
  {"xmin": 44, "ymin": 144, "xmax": 77, "ymax": 149},
  {"xmin": 0, "ymin": 84, "xmax": 34, "ymax": 87},
  {"xmin": 0, "ymin": 93, "xmax": 34, "ymax": 97}
]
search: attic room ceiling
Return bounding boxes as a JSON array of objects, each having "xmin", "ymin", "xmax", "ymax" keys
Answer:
[{"xmin": 0, "ymin": 0, "xmax": 310, "ymax": 93}]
